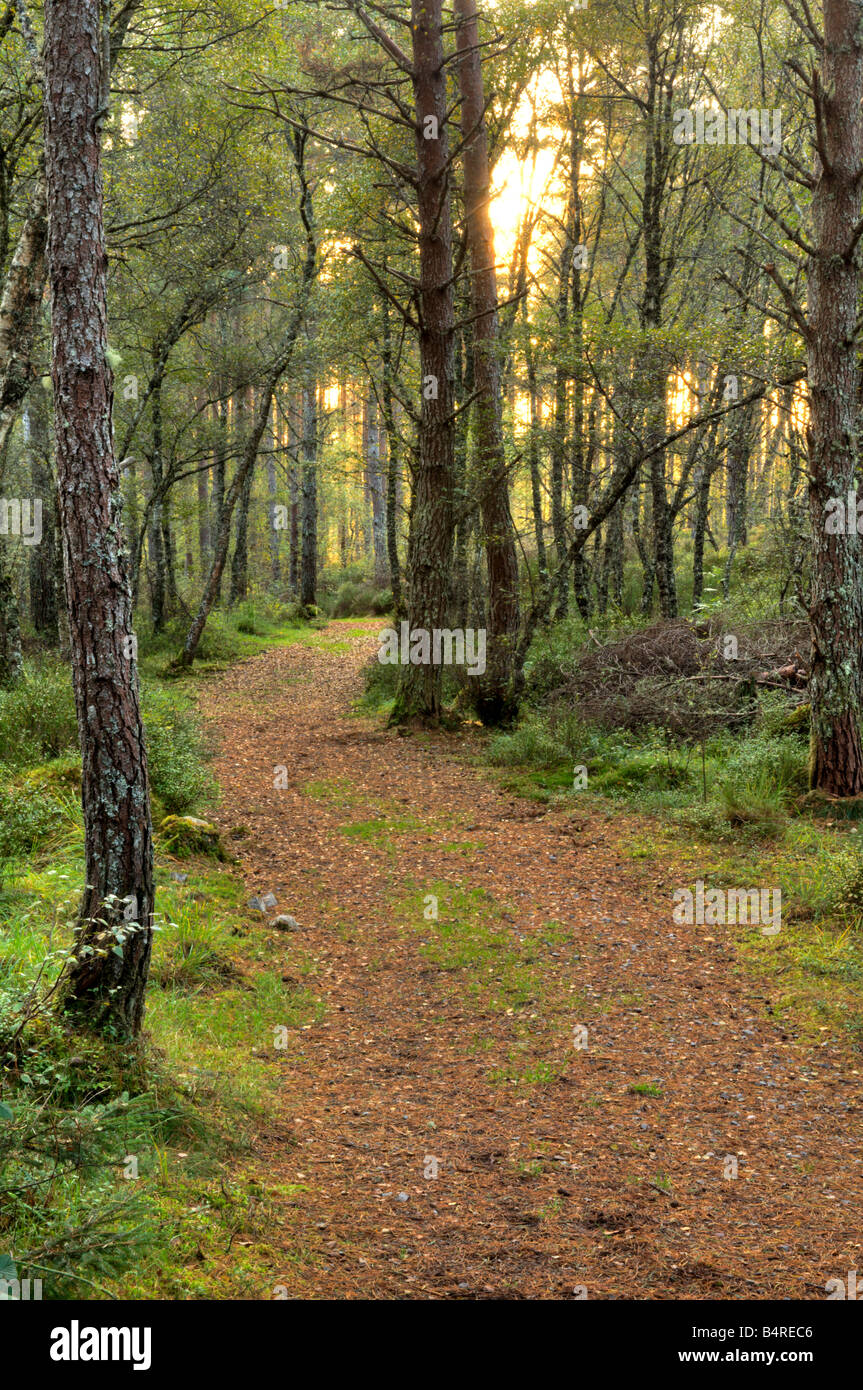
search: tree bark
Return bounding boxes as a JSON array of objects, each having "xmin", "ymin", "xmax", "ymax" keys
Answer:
[
  {"xmin": 266, "ymin": 410, "xmax": 280, "ymax": 585},
  {"xmin": 550, "ymin": 218, "xmax": 573, "ymax": 619},
  {"xmin": 0, "ymin": 176, "xmax": 47, "ymax": 458},
  {"xmin": 27, "ymin": 378, "xmax": 59, "ymax": 640},
  {"xmin": 44, "ymin": 0, "xmax": 154, "ymax": 1037},
  {"xmin": 807, "ymin": 0, "xmax": 863, "ymax": 795},
  {"xmin": 381, "ymin": 298, "xmax": 403, "ymax": 615},
  {"xmin": 300, "ymin": 373, "xmax": 318, "ymax": 608},
  {"xmin": 230, "ymin": 384, "xmax": 254, "ymax": 604},
  {"xmin": 455, "ymin": 0, "xmax": 521, "ymax": 723},
  {"xmin": 391, "ymin": 0, "xmax": 457, "ymax": 724},
  {"xmin": 364, "ymin": 392, "xmax": 388, "ymax": 586},
  {"xmin": 147, "ymin": 358, "xmax": 166, "ymax": 631},
  {"xmin": 525, "ymin": 331, "xmax": 548, "ymax": 585}
]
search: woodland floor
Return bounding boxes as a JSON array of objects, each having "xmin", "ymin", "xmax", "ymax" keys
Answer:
[{"xmin": 196, "ymin": 619, "xmax": 863, "ymax": 1300}]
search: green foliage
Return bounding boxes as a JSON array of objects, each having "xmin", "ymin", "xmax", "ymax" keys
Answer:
[
  {"xmin": 326, "ymin": 580, "xmax": 393, "ymax": 618},
  {"xmin": 718, "ymin": 734, "xmax": 808, "ymax": 813},
  {"xmin": 0, "ymin": 777, "xmax": 76, "ymax": 862},
  {"xmin": 151, "ymin": 901, "xmax": 237, "ymax": 989},
  {"xmin": 141, "ymin": 687, "xmax": 215, "ymax": 816},
  {"xmin": 0, "ymin": 664, "xmax": 78, "ymax": 768},
  {"xmin": 0, "ymin": 658, "xmax": 214, "ymax": 871},
  {"xmin": 0, "ymin": 1080, "xmax": 158, "ymax": 1297},
  {"xmin": 357, "ymin": 655, "xmax": 399, "ymax": 713}
]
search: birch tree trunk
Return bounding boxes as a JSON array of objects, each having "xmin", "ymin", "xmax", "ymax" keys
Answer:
[{"xmin": 300, "ymin": 374, "xmax": 318, "ymax": 608}]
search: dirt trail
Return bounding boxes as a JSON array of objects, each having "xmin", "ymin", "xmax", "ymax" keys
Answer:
[{"xmin": 198, "ymin": 620, "xmax": 862, "ymax": 1300}]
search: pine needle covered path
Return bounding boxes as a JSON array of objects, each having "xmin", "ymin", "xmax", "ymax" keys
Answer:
[{"xmin": 197, "ymin": 620, "xmax": 862, "ymax": 1300}]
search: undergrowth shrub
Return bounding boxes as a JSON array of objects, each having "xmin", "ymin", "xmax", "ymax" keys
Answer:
[
  {"xmin": 140, "ymin": 687, "xmax": 214, "ymax": 816},
  {"xmin": 0, "ymin": 665, "xmax": 77, "ymax": 768},
  {"xmin": 0, "ymin": 783, "xmax": 74, "ymax": 861},
  {"xmin": 328, "ymin": 581, "xmax": 393, "ymax": 618}
]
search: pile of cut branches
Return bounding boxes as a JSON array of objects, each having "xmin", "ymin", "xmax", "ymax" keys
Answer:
[{"xmin": 553, "ymin": 618, "xmax": 809, "ymax": 740}]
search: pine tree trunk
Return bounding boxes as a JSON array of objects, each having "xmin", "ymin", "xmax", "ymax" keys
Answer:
[
  {"xmin": 212, "ymin": 391, "xmax": 228, "ymax": 606},
  {"xmin": 550, "ymin": 224, "xmax": 573, "ymax": 619},
  {"xmin": 0, "ymin": 177, "xmax": 47, "ymax": 457},
  {"xmin": 455, "ymin": 0, "xmax": 521, "ymax": 722},
  {"xmin": 391, "ymin": 0, "xmax": 457, "ymax": 724},
  {"xmin": 289, "ymin": 467, "xmax": 300, "ymax": 595},
  {"xmin": 44, "ymin": 0, "xmax": 154, "ymax": 1037},
  {"xmin": 0, "ymin": 555, "xmax": 22, "ymax": 687},
  {"xmin": 197, "ymin": 434, "xmax": 211, "ymax": 577},
  {"xmin": 692, "ymin": 464, "xmax": 711, "ymax": 607},
  {"xmin": 723, "ymin": 397, "xmax": 754, "ymax": 600},
  {"xmin": 807, "ymin": 0, "xmax": 863, "ymax": 795}
]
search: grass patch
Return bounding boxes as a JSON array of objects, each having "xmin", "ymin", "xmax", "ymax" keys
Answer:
[
  {"xmin": 0, "ymin": 615, "xmax": 338, "ymax": 1298},
  {"xmin": 390, "ymin": 885, "xmax": 578, "ymax": 1034},
  {"xmin": 481, "ymin": 617, "xmax": 863, "ymax": 1052},
  {"xmin": 0, "ymin": 849, "xmax": 325, "ymax": 1298}
]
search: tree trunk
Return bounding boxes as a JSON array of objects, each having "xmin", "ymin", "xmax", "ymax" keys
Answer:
[
  {"xmin": 0, "ymin": 0, "xmax": 139, "ymax": 456},
  {"xmin": 197, "ymin": 443, "xmax": 211, "ymax": 577},
  {"xmin": 28, "ymin": 379, "xmax": 59, "ymax": 640},
  {"xmin": 44, "ymin": 0, "xmax": 154, "ymax": 1038},
  {"xmin": 0, "ymin": 177, "xmax": 47, "ymax": 458},
  {"xmin": 723, "ymin": 396, "xmax": 754, "ymax": 599},
  {"xmin": 161, "ymin": 496, "xmax": 177, "ymax": 607},
  {"xmin": 212, "ymin": 390, "xmax": 228, "ymax": 605},
  {"xmin": 691, "ymin": 464, "xmax": 710, "ymax": 607},
  {"xmin": 147, "ymin": 362, "xmax": 167, "ymax": 631},
  {"xmin": 266, "ymin": 412, "xmax": 280, "ymax": 586},
  {"xmin": 391, "ymin": 0, "xmax": 457, "ymax": 724},
  {"xmin": 807, "ymin": 0, "xmax": 863, "ymax": 795},
  {"xmin": 183, "ymin": 389, "xmax": 284, "ymax": 664},
  {"xmin": 0, "ymin": 554, "xmax": 22, "ymax": 687},
  {"xmin": 525, "ymin": 332, "xmax": 548, "ymax": 585},
  {"xmin": 289, "ymin": 471, "xmax": 300, "ymax": 595},
  {"xmin": 300, "ymin": 375, "xmax": 318, "ymax": 608},
  {"xmin": 455, "ymin": 0, "xmax": 521, "ymax": 723},
  {"xmin": 364, "ymin": 393, "xmax": 388, "ymax": 585},
  {"xmin": 381, "ymin": 296, "xmax": 403, "ymax": 615},
  {"xmin": 550, "ymin": 221, "xmax": 573, "ymax": 619},
  {"xmin": 230, "ymin": 384, "xmax": 254, "ymax": 604}
]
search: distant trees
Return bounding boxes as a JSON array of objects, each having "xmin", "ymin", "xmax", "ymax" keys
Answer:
[
  {"xmin": 180, "ymin": 123, "xmax": 318, "ymax": 664},
  {"xmin": 6, "ymin": 0, "xmax": 863, "ymax": 805}
]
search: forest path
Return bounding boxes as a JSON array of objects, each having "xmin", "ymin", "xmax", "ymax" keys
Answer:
[{"xmin": 198, "ymin": 620, "xmax": 861, "ymax": 1299}]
